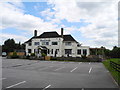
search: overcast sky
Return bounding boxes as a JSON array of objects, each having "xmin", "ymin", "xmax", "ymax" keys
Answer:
[{"xmin": 0, "ymin": 0, "xmax": 119, "ymax": 49}]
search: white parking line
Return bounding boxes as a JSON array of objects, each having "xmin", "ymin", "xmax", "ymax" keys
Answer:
[
  {"xmin": 43, "ymin": 85, "xmax": 51, "ymax": 90},
  {"xmin": 54, "ymin": 67, "xmax": 65, "ymax": 71},
  {"xmin": 0, "ymin": 78, "xmax": 6, "ymax": 80},
  {"xmin": 70, "ymin": 67, "xmax": 78, "ymax": 72},
  {"xmin": 81, "ymin": 88, "xmax": 84, "ymax": 90},
  {"xmin": 89, "ymin": 67, "xmax": 92, "ymax": 74},
  {"xmin": 79, "ymin": 62, "xmax": 82, "ymax": 64},
  {"xmin": 6, "ymin": 81, "xmax": 26, "ymax": 88}
]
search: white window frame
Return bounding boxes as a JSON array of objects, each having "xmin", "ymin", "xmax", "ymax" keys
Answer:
[{"xmin": 34, "ymin": 42, "xmax": 40, "ymax": 45}]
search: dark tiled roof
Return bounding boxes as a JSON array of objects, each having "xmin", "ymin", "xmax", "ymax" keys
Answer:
[
  {"xmin": 36, "ymin": 31, "xmax": 61, "ymax": 38},
  {"xmin": 25, "ymin": 31, "xmax": 60, "ymax": 43},
  {"xmin": 63, "ymin": 35, "xmax": 77, "ymax": 42},
  {"xmin": 25, "ymin": 32, "xmax": 77, "ymax": 43}
]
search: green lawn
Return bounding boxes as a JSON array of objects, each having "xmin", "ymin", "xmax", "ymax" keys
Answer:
[{"xmin": 102, "ymin": 58, "xmax": 120, "ymax": 86}]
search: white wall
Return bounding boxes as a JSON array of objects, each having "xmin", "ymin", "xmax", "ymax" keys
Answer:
[
  {"xmin": 63, "ymin": 41, "xmax": 77, "ymax": 57},
  {"xmin": 26, "ymin": 37, "xmax": 63, "ymax": 57},
  {"xmin": 25, "ymin": 38, "xmax": 90, "ymax": 57},
  {"xmin": 77, "ymin": 46, "xmax": 90, "ymax": 57}
]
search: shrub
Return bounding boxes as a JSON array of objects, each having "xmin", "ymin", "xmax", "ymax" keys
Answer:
[
  {"xmin": 26, "ymin": 55, "xmax": 30, "ymax": 59},
  {"xmin": 81, "ymin": 54, "xmax": 87, "ymax": 59},
  {"xmin": 31, "ymin": 53, "xmax": 35, "ymax": 56},
  {"xmin": 51, "ymin": 57, "xmax": 58, "ymax": 60},
  {"xmin": 41, "ymin": 53, "xmax": 46, "ymax": 57}
]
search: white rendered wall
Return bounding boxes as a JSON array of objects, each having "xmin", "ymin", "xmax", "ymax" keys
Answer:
[{"xmin": 25, "ymin": 38, "xmax": 90, "ymax": 57}]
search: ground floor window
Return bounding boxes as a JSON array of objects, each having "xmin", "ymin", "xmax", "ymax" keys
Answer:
[
  {"xmin": 83, "ymin": 49, "xmax": 87, "ymax": 55},
  {"xmin": 77, "ymin": 49, "xmax": 81, "ymax": 55},
  {"xmin": 34, "ymin": 49, "xmax": 36, "ymax": 53},
  {"xmin": 51, "ymin": 49, "xmax": 53, "ymax": 54},
  {"xmin": 55, "ymin": 49, "xmax": 59, "ymax": 54},
  {"xmin": 34, "ymin": 49, "xmax": 38, "ymax": 53},
  {"xmin": 28, "ymin": 49, "xmax": 31, "ymax": 53},
  {"xmin": 65, "ymin": 49, "xmax": 72, "ymax": 54},
  {"xmin": 48, "ymin": 49, "xmax": 50, "ymax": 54}
]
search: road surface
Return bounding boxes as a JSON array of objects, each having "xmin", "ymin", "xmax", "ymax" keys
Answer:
[{"xmin": 1, "ymin": 57, "xmax": 119, "ymax": 90}]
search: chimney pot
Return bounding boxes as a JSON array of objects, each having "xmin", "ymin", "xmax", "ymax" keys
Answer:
[
  {"xmin": 61, "ymin": 28, "xmax": 63, "ymax": 38},
  {"xmin": 34, "ymin": 30, "xmax": 37, "ymax": 37}
]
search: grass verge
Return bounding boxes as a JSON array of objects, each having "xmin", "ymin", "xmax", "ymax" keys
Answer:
[{"xmin": 102, "ymin": 58, "xmax": 120, "ymax": 86}]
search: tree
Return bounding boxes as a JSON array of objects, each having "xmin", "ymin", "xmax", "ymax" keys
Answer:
[
  {"xmin": 104, "ymin": 49, "xmax": 111, "ymax": 57},
  {"xmin": 96, "ymin": 46, "xmax": 120, "ymax": 58},
  {"xmin": 21, "ymin": 43, "xmax": 25, "ymax": 50},
  {"xmin": 2, "ymin": 39, "xmax": 15, "ymax": 53},
  {"xmin": 110, "ymin": 46, "xmax": 120, "ymax": 58},
  {"xmin": 2, "ymin": 39, "xmax": 25, "ymax": 54},
  {"xmin": 15, "ymin": 42, "xmax": 21, "ymax": 50}
]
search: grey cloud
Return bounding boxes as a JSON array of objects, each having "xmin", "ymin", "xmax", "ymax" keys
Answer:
[
  {"xmin": 77, "ymin": 2, "xmax": 102, "ymax": 10},
  {"xmin": 101, "ymin": 32, "xmax": 117, "ymax": 38}
]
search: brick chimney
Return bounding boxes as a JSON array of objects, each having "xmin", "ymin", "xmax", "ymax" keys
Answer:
[
  {"xmin": 61, "ymin": 28, "xmax": 63, "ymax": 38},
  {"xmin": 34, "ymin": 30, "xmax": 37, "ymax": 37}
]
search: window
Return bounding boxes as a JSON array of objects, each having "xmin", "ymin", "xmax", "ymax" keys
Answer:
[
  {"xmin": 65, "ymin": 42, "xmax": 71, "ymax": 46},
  {"xmin": 77, "ymin": 44, "xmax": 81, "ymax": 47},
  {"xmin": 65, "ymin": 49, "xmax": 72, "ymax": 54},
  {"xmin": 83, "ymin": 49, "xmax": 87, "ymax": 55},
  {"xmin": 55, "ymin": 49, "xmax": 59, "ymax": 54},
  {"xmin": 34, "ymin": 42, "xmax": 39, "ymax": 45},
  {"xmin": 46, "ymin": 42, "xmax": 49, "ymax": 45},
  {"xmin": 28, "ymin": 49, "xmax": 31, "ymax": 53},
  {"xmin": 34, "ymin": 49, "xmax": 38, "ymax": 53},
  {"xmin": 51, "ymin": 49, "xmax": 53, "ymax": 54},
  {"xmin": 48, "ymin": 49, "xmax": 50, "ymax": 54},
  {"xmin": 28, "ymin": 42, "xmax": 31, "ymax": 46},
  {"xmin": 52, "ymin": 42, "xmax": 58, "ymax": 45},
  {"xmin": 77, "ymin": 49, "xmax": 81, "ymax": 55},
  {"xmin": 34, "ymin": 49, "xmax": 36, "ymax": 53},
  {"xmin": 42, "ymin": 42, "xmax": 49, "ymax": 45}
]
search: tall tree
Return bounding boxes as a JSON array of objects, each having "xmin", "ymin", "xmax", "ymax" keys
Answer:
[
  {"xmin": 2, "ymin": 39, "xmax": 25, "ymax": 53},
  {"xmin": 110, "ymin": 46, "xmax": 120, "ymax": 58},
  {"xmin": 2, "ymin": 39, "xmax": 15, "ymax": 53}
]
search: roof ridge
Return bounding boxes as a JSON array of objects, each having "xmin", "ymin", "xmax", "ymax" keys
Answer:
[
  {"xmin": 63, "ymin": 34, "xmax": 71, "ymax": 36},
  {"xmin": 43, "ymin": 31, "xmax": 58, "ymax": 33}
]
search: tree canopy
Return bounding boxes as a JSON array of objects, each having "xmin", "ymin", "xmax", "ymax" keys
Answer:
[{"xmin": 2, "ymin": 39, "xmax": 25, "ymax": 53}]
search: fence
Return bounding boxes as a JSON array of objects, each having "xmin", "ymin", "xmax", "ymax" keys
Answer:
[{"xmin": 110, "ymin": 61, "xmax": 120, "ymax": 72}]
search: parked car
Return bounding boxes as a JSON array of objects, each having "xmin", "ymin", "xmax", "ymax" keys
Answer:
[{"xmin": 2, "ymin": 52, "xmax": 7, "ymax": 57}]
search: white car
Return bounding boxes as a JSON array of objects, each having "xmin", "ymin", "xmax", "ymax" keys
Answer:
[{"xmin": 2, "ymin": 52, "xmax": 7, "ymax": 57}]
